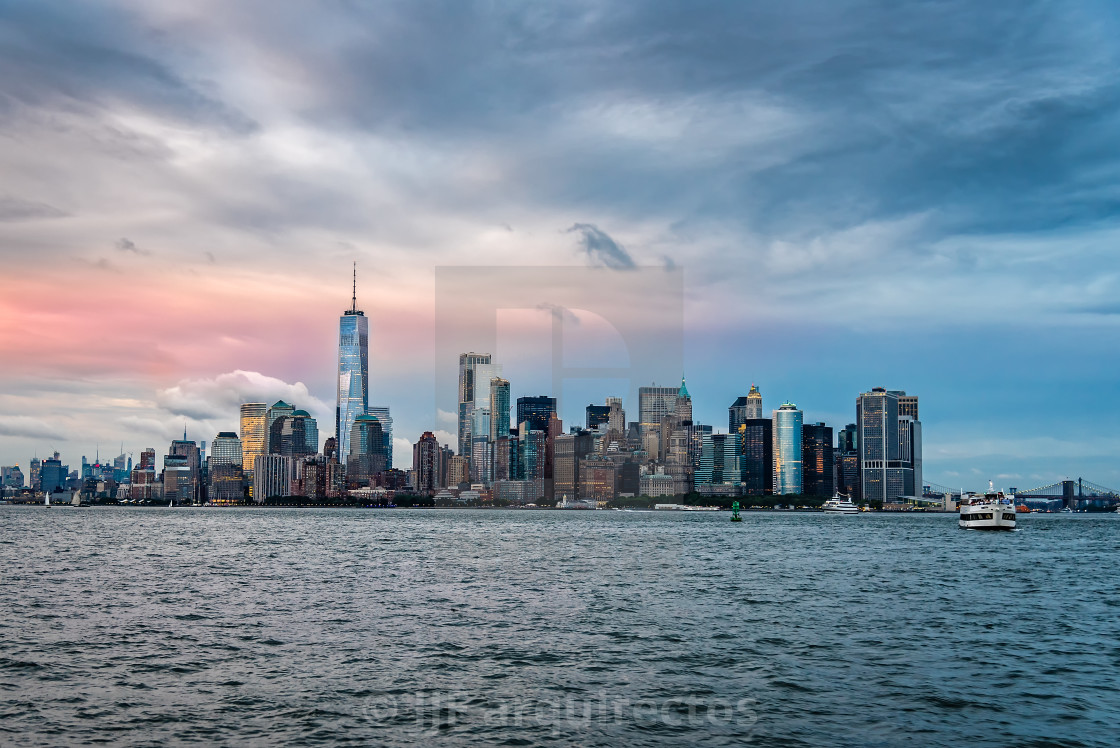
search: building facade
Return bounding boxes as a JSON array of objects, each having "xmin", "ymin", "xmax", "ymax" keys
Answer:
[
  {"xmin": 413, "ymin": 431, "xmax": 441, "ymax": 492},
  {"xmin": 772, "ymin": 403, "xmax": 803, "ymax": 495},
  {"xmin": 738, "ymin": 418, "xmax": 772, "ymax": 495},
  {"xmin": 211, "ymin": 432, "xmax": 243, "ymax": 466},
  {"xmin": 349, "ymin": 414, "xmax": 388, "ymax": 485},
  {"xmin": 240, "ymin": 403, "xmax": 267, "ymax": 478},
  {"xmin": 638, "ymin": 385, "xmax": 679, "ymax": 438},
  {"xmin": 586, "ymin": 404, "xmax": 611, "ymax": 430},
  {"xmin": 801, "ymin": 422, "xmax": 834, "ymax": 498},
  {"xmin": 857, "ymin": 388, "xmax": 920, "ymax": 502},
  {"xmin": 516, "ymin": 396, "xmax": 556, "ymax": 434},
  {"xmin": 253, "ymin": 454, "xmax": 294, "ymax": 502},
  {"xmin": 488, "ymin": 377, "xmax": 511, "ymax": 443},
  {"xmin": 606, "ymin": 397, "xmax": 625, "ymax": 434},
  {"xmin": 694, "ymin": 432, "xmax": 741, "ymax": 493},
  {"xmin": 457, "ymin": 352, "xmax": 493, "ymax": 457},
  {"xmin": 367, "ymin": 406, "xmax": 393, "ymax": 467}
]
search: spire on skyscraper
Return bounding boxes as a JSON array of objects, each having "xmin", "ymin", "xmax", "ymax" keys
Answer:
[{"xmin": 351, "ymin": 261, "xmax": 357, "ymax": 314}]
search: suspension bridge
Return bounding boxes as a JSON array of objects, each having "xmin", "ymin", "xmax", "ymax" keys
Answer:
[{"xmin": 925, "ymin": 478, "xmax": 1119, "ymax": 509}]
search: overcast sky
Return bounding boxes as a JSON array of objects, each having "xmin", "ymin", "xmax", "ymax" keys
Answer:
[{"xmin": 1, "ymin": 1, "xmax": 1118, "ymax": 489}]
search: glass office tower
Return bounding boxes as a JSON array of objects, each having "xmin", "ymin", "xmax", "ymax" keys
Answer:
[
  {"xmin": 772, "ymin": 403, "xmax": 803, "ymax": 495},
  {"xmin": 240, "ymin": 403, "xmax": 267, "ymax": 478},
  {"xmin": 337, "ymin": 270, "xmax": 369, "ymax": 465},
  {"xmin": 516, "ymin": 396, "xmax": 556, "ymax": 434},
  {"xmin": 458, "ymin": 353, "xmax": 492, "ymax": 457},
  {"xmin": 367, "ymin": 406, "xmax": 393, "ymax": 468}
]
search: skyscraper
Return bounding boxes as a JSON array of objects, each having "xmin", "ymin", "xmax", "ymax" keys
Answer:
[
  {"xmin": 801, "ymin": 422, "xmax": 834, "ymax": 498},
  {"xmin": 857, "ymin": 388, "xmax": 921, "ymax": 503},
  {"xmin": 447, "ymin": 455, "xmax": 470, "ymax": 488},
  {"xmin": 606, "ymin": 397, "xmax": 625, "ymax": 434},
  {"xmin": 337, "ymin": 265, "xmax": 369, "ymax": 464},
  {"xmin": 898, "ymin": 415, "xmax": 922, "ymax": 497},
  {"xmin": 836, "ymin": 422, "xmax": 860, "ymax": 498},
  {"xmin": 772, "ymin": 403, "xmax": 803, "ymax": 495},
  {"xmin": 746, "ymin": 384, "xmax": 763, "ymax": 419},
  {"xmin": 729, "ymin": 385, "xmax": 763, "ymax": 431},
  {"xmin": 638, "ymin": 385, "xmax": 679, "ymax": 438},
  {"xmin": 164, "ymin": 437, "xmax": 200, "ymax": 504},
  {"xmin": 209, "ymin": 432, "xmax": 244, "ymax": 505},
  {"xmin": 553, "ymin": 431, "xmax": 592, "ymax": 501},
  {"xmin": 674, "ymin": 377, "xmax": 692, "ymax": 422},
  {"xmin": 516, "ymin": 396, "xmax": 556, "ymax": 434},
  {"xmin": 367, "ymin": 406, "xmax": 393, "ymax": 467},
  {"xmin": 240, "ymin": 403, "xmax": 267, "ymax": 479},
  {"xmin": 211, "ymin": 432, "xmax": 243, "ymax": 466},
  {"xmin": 897, "ymin": 394, "xmax": 919, "ymax": 420},
  {"xmin": 349, "ymin": 414, "xmax": 388, "ymax": 485},
  {"xmin": 413, "ymin": 431, "xmax": 440, "ymax": 492},
  {"xmin": 253, "ymin": 454, "xmax": 294, "ymax": 502},
  {"xmin": 39, "ymin": 454, "xmax": 66, "ymax": 493},
  {"xmin": 488, "ymin": 377, "xmax": 511, "ymax": 443},
  {"xmin": 837, "ymin": 423, "xmax": 858, "ymax": 454},
  {"xmin": 518, "ymin": 425, "xmax": 546, "ymax": 500},
  {"xmin": 470, "ymin": 405, "xmax": 491, "ymax": 482},
  {"xmin": 293, "ymin": 410, "xmax": 319, "ymax": 455},
  {"xmin": 729, "ymin": 397, "xmax": 749, "ymax": 433},
  {"xmin": 586, "ymin": 404, "xmax": 611, "ymax": 430},
  {"xmin": 738, "ymin": 418, "xmax": 773, "ymax": 496},
  {"xmin": 266, "ymin": 400, "xmax": 295, "ymax": 453},
  {"xmin": 1, "ymin": 465, "xmax": 24, "ymax": 489},
  {"xmin": 694, "ymin": 432, "xmax": 741, "ymax": 491},
  {"xmin": 458, "ymin": 352, "xmax": 492, "ymax": 456}
]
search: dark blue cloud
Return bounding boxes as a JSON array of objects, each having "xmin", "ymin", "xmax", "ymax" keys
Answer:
[
  {"xmin": 0, "ymin": 0, "xmax": 255, "ymax": 133},
  {"xmin": 567, "ymin": 223, "xmax": 636, "ymax": 269}
]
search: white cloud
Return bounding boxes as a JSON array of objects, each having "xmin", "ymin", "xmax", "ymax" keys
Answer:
[
  {"xmin": 157, "ymin": 370, "xmax": 329, "ymax": 423},
  {"xmin": 436, "ymin": 408, "xmax": 457, "ymax": 425},
  {"xmin": 392, "ymin": 437, "xmax": 412, "ymax": 469}
]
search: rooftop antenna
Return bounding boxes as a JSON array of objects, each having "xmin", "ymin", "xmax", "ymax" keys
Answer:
[
  {"xmin": 183, "ymin": 423, "xmax": 187, "ymax": 441},
  {"xmin": 351, "ymin": 261, "xmax": 357, "ymax": 313}
]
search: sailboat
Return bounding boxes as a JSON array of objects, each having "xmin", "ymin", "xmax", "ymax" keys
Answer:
[{"xmin": 44, "ymin": 494, "xmax": 51, "ymax": 508}]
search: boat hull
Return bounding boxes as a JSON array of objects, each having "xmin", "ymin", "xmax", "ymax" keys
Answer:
[{"xmin": 959, "ymin": 508, "xmax": 1016, "ymax": 531}]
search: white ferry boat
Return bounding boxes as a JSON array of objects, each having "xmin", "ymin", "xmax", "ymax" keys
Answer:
[
  {"xmin": 822, "ymin": 494, "xmax": 860, "ymax": 514},
  {"xmin": 959, "ymin": 483, "xmax": 1016, "ymax": 530}
]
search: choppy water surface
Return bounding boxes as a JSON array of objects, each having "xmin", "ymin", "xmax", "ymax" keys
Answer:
[{"xmin": 1, "ymin": 507, "xmax": 1118, "ymax": 747}]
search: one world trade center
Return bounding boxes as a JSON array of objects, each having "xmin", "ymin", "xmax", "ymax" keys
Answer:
[{"xmin": 336, "ymin": 264, "xmax": 369, "ymax": 464}]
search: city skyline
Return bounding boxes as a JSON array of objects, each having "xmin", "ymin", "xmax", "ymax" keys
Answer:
[
  {"xmin": 0, "ymin": 295, "xmax": 1111, "ymax": 491},
  {"xmin": 1, "ymin": 3, "xmax": 1118, "ymax": 486}
]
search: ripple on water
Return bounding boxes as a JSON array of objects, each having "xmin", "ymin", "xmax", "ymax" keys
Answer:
[{"xmin": 0, "ymin": 507, "xmax": 1118, "ymax": 747}]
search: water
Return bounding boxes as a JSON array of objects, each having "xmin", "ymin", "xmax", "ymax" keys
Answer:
[{"xmin": 1, "ymin": 507, "xmax": 1117, "ymax": 747}]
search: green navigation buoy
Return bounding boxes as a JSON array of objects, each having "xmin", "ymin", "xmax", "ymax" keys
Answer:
[{"xmin": 730, "ymin": 500, "xmax": 742, "ymax": 522}]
